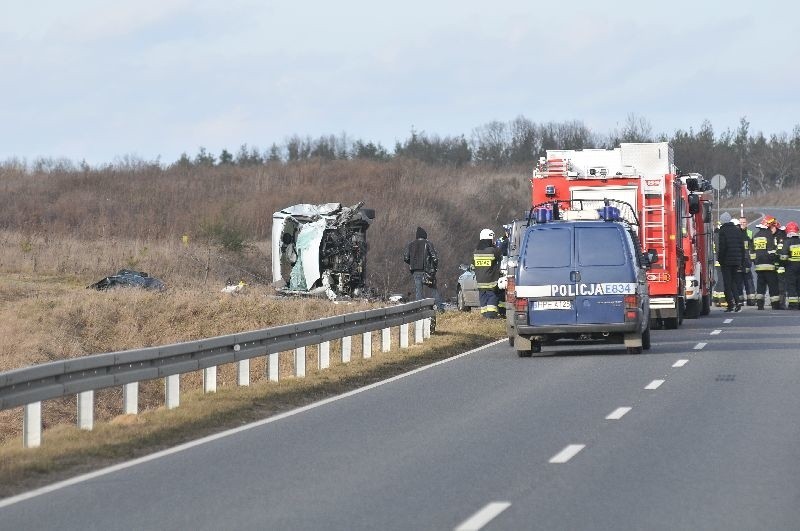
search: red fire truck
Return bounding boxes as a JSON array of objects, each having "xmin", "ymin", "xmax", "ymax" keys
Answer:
[
  {"xmin": 679, "ymin": 173, "xmax": 715, "ymax": 318},
  {"xmin": 530, "ymin": 142, "xmax": 702, "ymax": 329}
]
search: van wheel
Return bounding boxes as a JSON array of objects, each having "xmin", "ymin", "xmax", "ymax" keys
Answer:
[
  {"xmin": 627, "ymin": 346, "xmax": 643, "ymax": 354},
  {"xmin": 642, "ymin": 326, "xmax": 651, "ymax": 350},
  {"xmin": 517, "ymin": 348, "xmax": 533, "ymax": 358},
  {"xmin": 457, "ymin": 288, "xmax": 470, "ymax": 312}
]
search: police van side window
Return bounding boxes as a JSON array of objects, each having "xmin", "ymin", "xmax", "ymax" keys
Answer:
[
  {"xmin": 576, "ymin": 227, "xmax": 626, "ymax": 266},
  {"xmin": 523, "ymin": 227, "xmax": 570, "ymax": 268}
]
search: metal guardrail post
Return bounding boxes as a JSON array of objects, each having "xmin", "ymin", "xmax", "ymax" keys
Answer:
[
  {"xmin": 23, "ymin": 402, "xmax": 41, "ymax": 448},
  {"xmin": 268, "ymin": 352, "xmax": 279, "ymax": 382},
  {"xmin": 362, "ymin": 332, "xmax": 372, "ymax": 359},
  {"xmin": 400, "ymin": 324, "xmax": 409, "ymax": 348},
  {"xmin": 414, "ymin": 320, "xmax": 424, "ymax": 344},
  {"xmin": 237, "ymin": 360, "xmax": 250, "ymax": 386},
  {"xmin": 294, "ymin": 347, "xmax": 306, "ymax": 377},
  {"xmin": 123, "ymin": 382, "xmax": 138, "ymax": 414},
  {"xmin": 319, "ymin": 341, "xmax": 330, "ymax": 369},
  {"xmin": 342, "ymin": 336, "xmax": 352, "ymax": 363},
  {"xmin": 424, "ymin": 318, "xmax": 431, "ymax": 338},
  {"xmin": 165, "ymin": 374, "xmax": 180, "ymax": 409},
  {"xmin": 381, "ymin": 328, "xmax": 391, "ymax": 352},
  {"xmin": 203, "ymin": 367, "xmax": 217, "ymax": 393},
  {"xmin": 77, "ymin": 390, "xmax": 94, "ymax": 431}
]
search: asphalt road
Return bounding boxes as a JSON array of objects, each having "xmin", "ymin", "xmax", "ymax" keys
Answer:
[{"xmin": 2, "ymin": 304, "xmax": 799, "ymax": 531}]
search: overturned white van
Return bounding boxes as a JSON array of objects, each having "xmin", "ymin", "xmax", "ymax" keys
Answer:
[{"xmin": 271, "ymin": 202, "xmax": 374, "ymax": 299}]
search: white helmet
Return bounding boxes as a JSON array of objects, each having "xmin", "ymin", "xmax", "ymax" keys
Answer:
[{"xmin": 480, "ymin": 228, "xmax": 495, "ymax": 240}]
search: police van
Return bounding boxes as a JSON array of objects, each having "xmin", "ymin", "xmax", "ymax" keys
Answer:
[{"xmin": 511, "ymin": 201, "xmax": 656, "ymax": 356}]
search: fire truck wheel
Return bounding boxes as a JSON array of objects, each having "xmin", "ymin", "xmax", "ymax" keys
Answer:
[
  {"xmin": 642, "ymin": 327, "xmax": 651, "ymax": 350},
  {"xmin": 684, "ymin": 299, "xmax": 701, "ymax": 319},
  {"xmin": 664, "ymin": 317, "xmax": 679, "ymax": 330},
  {"xmin": 700, "ymin": 294, "xmax": 711, "ymax": 315}
]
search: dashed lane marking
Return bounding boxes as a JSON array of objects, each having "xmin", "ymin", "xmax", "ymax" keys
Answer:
[
  {"xmin": 645, "ymin": 379, "xmax": 665, "ymax": 390},
  {"xmin": 549, "ymin": 444, "xmax": 586, "ymax": 463},
  {"xmin": 710, "ymin": 329, "xmax": 722, "ymax": 335},
  {"xmin": 693, "ymin": 342, "xmax": 707, "ymax": 350},
  {"xmin": 455, "ymin": 502, "xmax": 511, "ymax": 531},
  {"xmin": 673, "ymin": 359, "xmax": 689, "ymax": 367},
  {"xmin": 606, "ymin": 407, "xmax": 632, "ymax": 420},
  {"xmin": 723, "ymin": 318, "xmax": 733, "ymax": 324}
]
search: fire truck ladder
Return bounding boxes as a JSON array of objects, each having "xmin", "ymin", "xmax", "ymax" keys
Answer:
[{"xmin": 641, "ymin": 184, "xmax": 666, "ymax": 267}]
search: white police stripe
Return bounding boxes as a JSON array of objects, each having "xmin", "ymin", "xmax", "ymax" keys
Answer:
[{"xmin": 516, "ymin": 283, "xmax": 637, "ymax": 298}]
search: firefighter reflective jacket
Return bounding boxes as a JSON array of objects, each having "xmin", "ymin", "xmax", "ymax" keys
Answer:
[
  {"xmin": 473, "ymin": 240, "xmax": 502, "ymax": 289},
  {"xmin": 752, "ymin": 227, "xmax": 778, "ymax": 271},
  {"xmin": 780, "ymin": 235, "xmax": 800, "ymax": 264}
]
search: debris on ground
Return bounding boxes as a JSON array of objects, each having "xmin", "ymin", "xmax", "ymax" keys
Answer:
[{"xmin": 87, "ymin": 269, "xmax": 166, "ymax": 291}]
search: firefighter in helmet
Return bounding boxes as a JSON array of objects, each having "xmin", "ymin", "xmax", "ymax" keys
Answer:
[
  {"xmin": 473, "ymin": 228, "xmax": 504, "ymax": 318},
  {"xmin": 779, "ymin": 221, "xmax": 800, "ymax": 309},
  {"xmin": 752, "ymin": 216, "xmax": 781, "ymax": 309}
]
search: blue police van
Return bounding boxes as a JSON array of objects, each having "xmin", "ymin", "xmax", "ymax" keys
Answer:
[{"xmin": 511, "ymin": 202, "xmax": 656, "ymax": 357}]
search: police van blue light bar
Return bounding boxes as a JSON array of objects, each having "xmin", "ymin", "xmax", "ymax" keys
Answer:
[{"xmin": 597, "ymin": 206, "xmax": 621, "ymax": 221}]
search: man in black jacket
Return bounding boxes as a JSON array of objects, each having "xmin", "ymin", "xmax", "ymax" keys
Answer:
[
  {"xmin": 717, "ymin": 212, "xmax": 746, "ymax": 312},
  {"xmin": 403, "ymin": 227, "xmax": 445, "ymax": 311}
]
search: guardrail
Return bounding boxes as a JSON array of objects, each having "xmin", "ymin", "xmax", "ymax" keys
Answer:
[{"xmin": 0, "ymin": 299, "xmax": 436, "ymax": 448}]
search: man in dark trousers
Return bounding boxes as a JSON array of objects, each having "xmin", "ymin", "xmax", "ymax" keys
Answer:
[
  {"xmin": 403, "ymin": 227, "xmax": 445, "ymax": 312},
  {"xmin": 473, "ymin": 228, "xmax": 504, "ymax": 318},
  {"xmin": 717, "ymin": 212, "xmax": 746, "ymax": 312}
]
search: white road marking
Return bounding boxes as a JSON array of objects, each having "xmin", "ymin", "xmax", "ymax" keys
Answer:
[
  {"xmin": 693, "ymin": 342, "xmax": 707, "ymax": 350},
  {"xmin": 455, "ymin": 502, "xmax": 511, "ymax": 531},
  {"xmin": 606, "ymin": 407, "xmax": 632, "ymax": 420},
  {"xmin": 710, "ymin": 329, "xmax": 722, "ymax": 335},
  {"xmin": 549, "ymin": 444, "xmax": 586, "ymax": 463},
  {"xmin": 0, "ymin": 340, "xmax": 507, "ymax": 509},
  {"xmin": 645, "ymin": 379, "xmax": 665, "ymax": 390},
  {"xmin": 723, "ymin": 318, "xmax": 733, "ymax": 324},
  {"xmin": 672, "ymin": 359, "xmax": 689, "ymax": 368}
]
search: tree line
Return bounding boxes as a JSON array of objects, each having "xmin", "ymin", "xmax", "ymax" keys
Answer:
[{"xmin": 4, "ymin": 115, "xmax": 799, "ymax": 197}]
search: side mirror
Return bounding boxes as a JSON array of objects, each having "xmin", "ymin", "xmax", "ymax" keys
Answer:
[
  {"xmin": 688, "ymin": 194, "xmax": 700, "ymax": 215},
  {"xmin": 646, "ymin": 249, "xmax": 659, "ymax": 265},
  {"xmin": 703, "ymin": 203, "xmax": 712, "ymax": 223}
]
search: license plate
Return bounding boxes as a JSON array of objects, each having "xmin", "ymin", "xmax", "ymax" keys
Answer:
[{"xmin": 532, "ymin": 300, "xmax": 573, "ymax": 311}]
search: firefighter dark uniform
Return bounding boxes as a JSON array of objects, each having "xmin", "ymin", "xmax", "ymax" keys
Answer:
[
  {"xmin": 775, "ymin": 225, "xmax": 787, "ymax": 309},
  {"xmin": 740, "ymin": 221, "xmax": 756, "ymax": 305},
  {"xmin": 712, "ymin": 226, "xmax": 726, "ymax": 307},
  {"xmin": 752, "ymin": 222, "xmax": 781, "ymax": 310},
  {"xmin": 473, "ymin": 229, "xmax": 504, "ymax": 318},
  {"xmin": 779, "ymin": 222, "xmax": 800, "ymax": 309}
]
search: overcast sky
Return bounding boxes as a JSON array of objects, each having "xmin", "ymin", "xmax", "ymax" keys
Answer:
[{"xmin": 2, "ymin": 0, "xmax": 798, "ymax": 165}]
